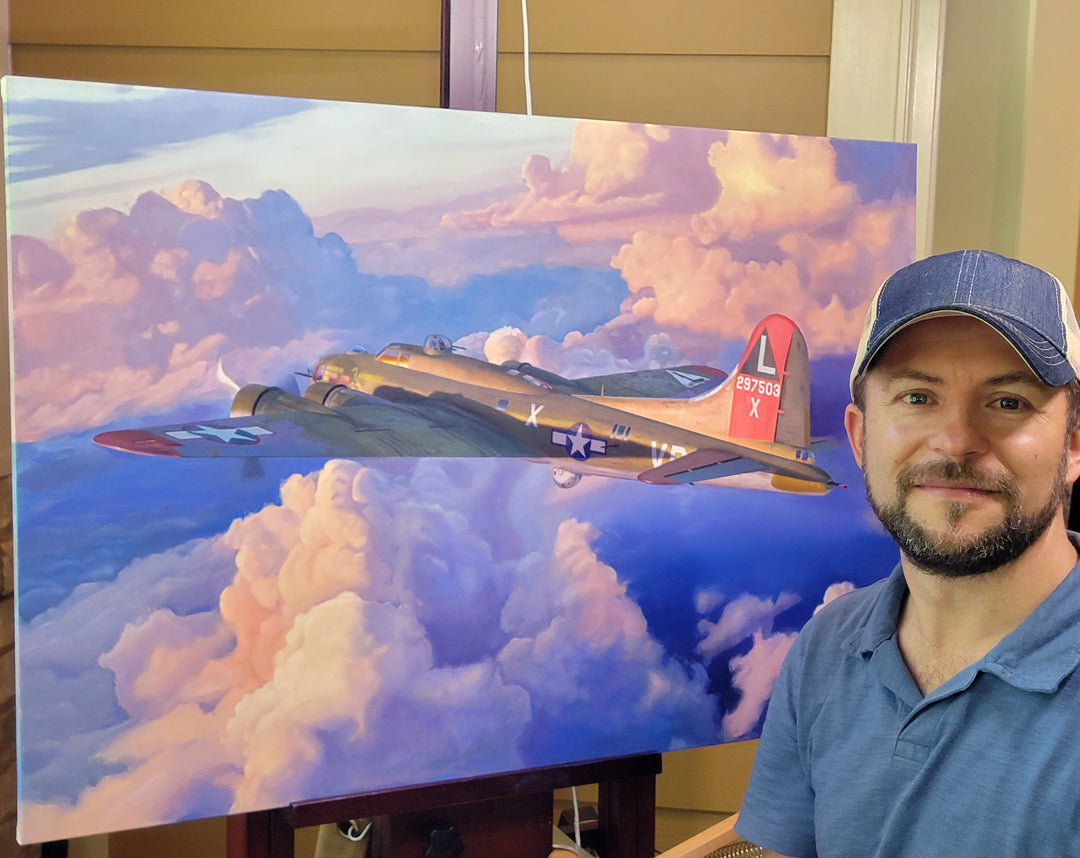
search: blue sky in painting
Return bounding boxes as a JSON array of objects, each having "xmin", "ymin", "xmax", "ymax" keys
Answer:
[
  {"xmin": 4, "ymin": 84, "xmax": 312, "ymax": 182},
  {"xmin": 6, "ymin": 78, "xmax": 915, "ymax": 841}
]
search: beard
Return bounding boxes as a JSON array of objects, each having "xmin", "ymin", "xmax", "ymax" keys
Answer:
[{"xmin": 865, "ymin": 455, "xmax": 1068, "ymax": 578}]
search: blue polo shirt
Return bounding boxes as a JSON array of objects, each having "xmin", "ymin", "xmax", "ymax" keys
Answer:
[{"xmin": 735, "ymin": 550, "xmax": 1080, "ymax": 857}]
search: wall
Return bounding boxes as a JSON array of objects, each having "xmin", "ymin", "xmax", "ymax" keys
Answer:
[
  {"xmin": 932, "ymin": 0, "xmax": 1080, "ymax": 290},
  {"xmin": 8, "ymin": 0, "xmax": 831, "ymax": 136},
  {"xmin": 7, "ymin": 0, "xmax": 444, "ymax": 106},
  {"xmin": 932, "ymin": 0, "xmax": 1029, "ymax": 260},
  {"xmin": 1015, "ymin": 0, "xmax": 1080, "ymax": 290},
  {"xmin": 494, "ymin": 0, "xmax": 829, "ymax": 134},
  {"xmin": 827, "ymin": 0, "xmax": 1080, "ymax": 293}
]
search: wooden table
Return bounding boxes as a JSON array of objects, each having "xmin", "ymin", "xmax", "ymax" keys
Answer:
[{"xmin": 227, "ymin": 752, "xmax": 662, "ymax": 858}]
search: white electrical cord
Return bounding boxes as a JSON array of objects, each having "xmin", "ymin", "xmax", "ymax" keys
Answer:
[
  {"xmin": 551, "ymin": 786, "xmax": 586, "ymax": 855},
  {"xmin": 571, "ymin": 785, "xmax": 582, "ymax": 848},
  {"xmin": 520, "ymin": 0, "xmax": 533, "ymax": 114}
]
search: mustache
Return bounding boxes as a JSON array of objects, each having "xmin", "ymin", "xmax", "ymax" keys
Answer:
[{"xmin": 895, "ymin": 459, "xmax": 1019, "ymax": 499}]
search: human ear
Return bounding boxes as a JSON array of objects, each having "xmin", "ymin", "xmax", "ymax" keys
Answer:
[
  {"xmin": 1065, "ymin": 419, "xmax": 1080, "ymax": 486},
  {"xmin": 844, "ymin": 402, "xmax": 865, "ymax": 468}
]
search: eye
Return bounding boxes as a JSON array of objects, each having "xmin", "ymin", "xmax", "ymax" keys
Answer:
[
  {"xmin": 996, "ymin": 396, "xmax": 1023, "ymax": 411},
  {"xmin": 902, "ymin": 392, "xmax": 929, "ymax": 405}
]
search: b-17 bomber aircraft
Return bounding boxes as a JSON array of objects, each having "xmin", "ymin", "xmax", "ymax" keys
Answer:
[{"xmin": 94, "ymin": 314, "xmax": 839, "ymax": 494}]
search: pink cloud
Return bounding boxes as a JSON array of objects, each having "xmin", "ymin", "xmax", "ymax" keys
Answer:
[
  {"xmin": 701, "ymin": 581, "xmax": 862, "ymax": 740},
  {"xmin": 19, "ymin": 702, "xmax": 239, "ymax": 840},
  {"xmin": 444, "ymin": 126, "xmax": 914, "ymax": 358},
  {"xmin": 613, "ymin": 195, "xmax": 915, "ymax": 353},
  {"xmin": 19, "ymin": 459, "xmax": 717, "ymax": 841},
  {"xmin": 10, "ymin": 181, "xmax": 350, "ymax": 441},
  {"xmin": 442, "ymin": 121, "xmax": 719, "ymax": 243},
  {"xmin": 692, "ymin": 134, "xmax": 858, "ymax": 243},
  {"xmin": 696, "ymin": 591, "xmax": 800, "ymax": 662},
  {"xmin": 14, "ymin": 334, "xmax": 229, "ymax": 442},
  {"xmin": 722, "ymin": 630, "xmax": 797, "ymax": 739}
]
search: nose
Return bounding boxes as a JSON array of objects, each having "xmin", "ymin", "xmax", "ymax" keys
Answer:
[{"xmin": 927, "ymin": 401, "xmax": 988, "ymax": 460}]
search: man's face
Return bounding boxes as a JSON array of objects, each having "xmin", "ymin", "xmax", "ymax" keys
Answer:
[{"xmin": 845, "ymin": 315, "xmax": 1080, "ymax": 577}]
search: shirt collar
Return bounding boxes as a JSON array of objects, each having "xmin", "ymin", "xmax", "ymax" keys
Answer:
[
  {"xmin": 981, "ymin": 533, "xmax": 1080, "ymax": 692},
  {"xmin": 844, "ymin": 563, "xmax": 907, "ymax": 658}
]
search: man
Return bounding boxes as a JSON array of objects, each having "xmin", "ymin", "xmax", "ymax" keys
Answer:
[{"xmin": 734, "ymin": 250, "xmax": 1080, "ymax": 856}]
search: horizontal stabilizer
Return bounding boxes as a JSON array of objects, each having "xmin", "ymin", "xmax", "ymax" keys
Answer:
[
  {"xmin": 574, "ymin": 366, "xmax": 725, "ymax": 398},
  {"xmin": 638, "ymin": 449, "xmax": 755, "ymax": 485}
]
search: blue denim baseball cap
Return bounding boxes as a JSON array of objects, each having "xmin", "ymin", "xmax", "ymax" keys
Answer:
[{"xmin": 850, "ymin": 249, "xmax": 1080, "ymax": 395}]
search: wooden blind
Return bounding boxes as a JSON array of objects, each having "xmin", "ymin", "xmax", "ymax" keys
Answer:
[{"xmin": 11, "ymin": 0, "xmax": 830, "ymax": 134}]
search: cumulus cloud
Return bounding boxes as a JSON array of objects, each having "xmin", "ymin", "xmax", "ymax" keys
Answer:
[
  {"xmin": 442, "ymin": 122, "xmax": 719, "ymax": 243},
  {"xmin": 469, "ymin": 311, "xmax": 714, "ymax": 391},
  {"xmin": 816, "ymin": 581, "xmax": 857, "ymax": 613},
  {"xmin": 10, "ymin": 180, "xmax": 362, "ymax": 441},
  {"xmin": 613, "ymin": 198, "xmax": 914, "ymax": 353},
  {"xmin": 696, "ymin": 591, "xmax": 800, "ymax": 662},
  {"xmin": 694, "ymin": 581, "xmax": 860, "ymax": 740},
  {"xmin": 691, "ymin": 135, "xmax": 857, "ymax": 243},
  {"xmin": 18, "ymin": 459, "xmax": 717, "ymax": 841},
  {"xmin": 444, "ymin": 122, "xmax": 915, "ymax": 361},
  {"xmin": 723, "ymin": 630, "xmax": 798, "ymax": 739}
]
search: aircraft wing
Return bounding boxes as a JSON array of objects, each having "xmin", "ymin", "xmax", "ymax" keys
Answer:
[{"xmin": 93, "ymin": 392, "xmax": 532, "ymax": 459}]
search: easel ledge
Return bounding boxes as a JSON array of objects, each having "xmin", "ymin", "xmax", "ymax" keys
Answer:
[{"xmin": 227, "ymin": 752, "xmax": 663, "ymax": 858}]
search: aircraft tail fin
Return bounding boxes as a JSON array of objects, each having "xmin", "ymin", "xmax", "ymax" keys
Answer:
[
  {"xmin": 724, "ymin": 313, "xmax": 811, "ymax": 448},
  {"xmin": 576, "ymin": 314, "xmax": 813, "ymax": 448}
]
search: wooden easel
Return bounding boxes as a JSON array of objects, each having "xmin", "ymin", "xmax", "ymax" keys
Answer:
[{"xmin": 226, "ymin": 752, "xmax": 661, "ymax": 858}]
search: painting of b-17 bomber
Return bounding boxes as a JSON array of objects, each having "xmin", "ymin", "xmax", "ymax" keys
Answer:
[{"xmin": 5, "ymin": 77, "xmax": 914, "ymax": 842}]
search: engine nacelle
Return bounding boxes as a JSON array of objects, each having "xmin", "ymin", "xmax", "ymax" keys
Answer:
[
  {"xmin": 230, "ymin": 384, "xmax": 342, "ymax": 418},
  {"xmin": 301, "ymin": 381, "xmax": 369, "ymax": 409}
]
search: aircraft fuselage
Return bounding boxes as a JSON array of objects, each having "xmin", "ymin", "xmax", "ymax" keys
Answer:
[{"xmin": 311, "ymin": 342, "xmax": 830, "ymax": 493}]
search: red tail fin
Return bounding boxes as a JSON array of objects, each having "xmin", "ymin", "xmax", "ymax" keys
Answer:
[{"xmin": 727, "ymin": 314, "xmax": 809, "ymax": 446}]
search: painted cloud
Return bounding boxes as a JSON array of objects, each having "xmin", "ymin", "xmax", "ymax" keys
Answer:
[{"xmin": 19, "ymin": 458, "xmax": 718, "ymax": 837}]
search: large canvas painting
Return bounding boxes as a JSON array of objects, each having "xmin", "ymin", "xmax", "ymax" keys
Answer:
[{"xmin": 4, "ymin": 76, "xmax": 916, "ymax": 842}]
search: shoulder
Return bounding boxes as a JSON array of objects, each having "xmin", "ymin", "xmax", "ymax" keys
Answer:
[{"xmin": 793, "ymin": 573, "xmax": 897, "ymax": 653}]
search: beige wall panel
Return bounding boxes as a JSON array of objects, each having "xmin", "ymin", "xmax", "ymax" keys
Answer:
[
  {"xmin": 105, "ymin": 815, "xmax": 319, "ymax": 858},
  {"xmin": 496, "ymin": 54, "xmax": 828, "ymax": 135},
  {"xmin": 11, "ymin": 46, "xmax": 441, "ymax": 105},
  {"xmin": 109, "ymin": 817, "xmax": 225, "ymax": 858},
  {"xmin": 657, "ymin": 742, "xmax": 757, "ymax": 814},
  {"xmin": 498, "ymin": 0, "xmax": 831, "ymax": 55},
  {"xmin": 932, "ymin": 0, "xmax": 1028, "ymax": 258},
  {"xmin": 10, "ymin": 0, "xmax": 441, "ymax": 51},
  {"xmin": 1017, "ymin": 0, "xmax": 1080, "ymax": 290}
]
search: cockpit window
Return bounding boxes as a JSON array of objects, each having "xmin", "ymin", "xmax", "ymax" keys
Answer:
[
  {"xmin": 506, "ymin": 368, "xmax": 553, "ymax": 389},
  {"xmin": 423, "ymin": 334, "xmax": 454, "ymax": 356},
  {"xmin": 376, "ymin": 346, "xmax": 409, "ymax": 366}
]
